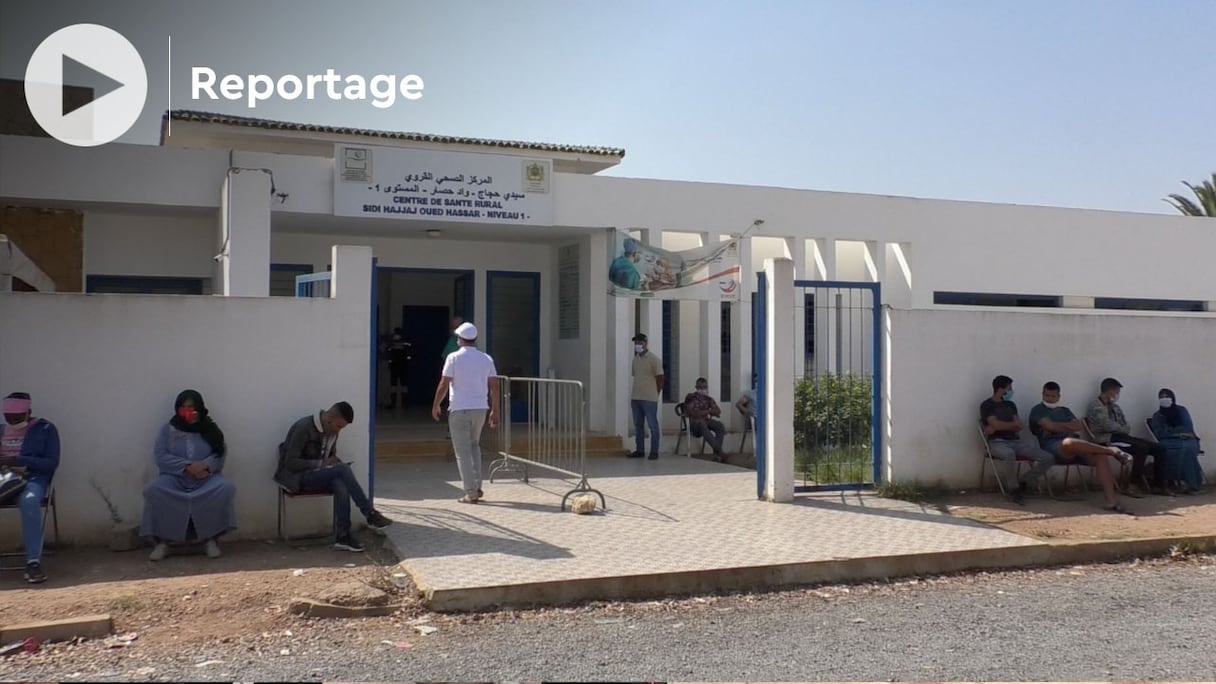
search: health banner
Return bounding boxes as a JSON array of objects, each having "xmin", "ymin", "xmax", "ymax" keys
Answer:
[{"xmin": 607, "ymin": 229, "xmax": 741, "ymax": 300}]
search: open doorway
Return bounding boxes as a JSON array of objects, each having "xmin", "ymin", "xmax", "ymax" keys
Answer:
[{"xmin": 375, "ymin": 267, "xmax": 473, "ymax": 427}]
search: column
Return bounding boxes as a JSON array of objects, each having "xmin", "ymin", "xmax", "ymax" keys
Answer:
[
  {"xmin": 764, "ymin": 257, "xmax": 795, "ymax": 503},
  {"xmin": 885, "ymin": 242, "xmax": 913, "ymax": 309},
  {"xmin": 729, "ymin": 236, "xmax": 754, "ymax": 430},
  {"xmin": 700, "ymin": 231, "xmax": 722, "ymax": 403},
  {"xmin": 811, "ymin": 238, "xmax": 837, "ymax": 376},
  {"xmin": 640, "ymin": 228, "xmax": 663, "ymax": 400},
  {"xmin": 219, "ymin": 169, "xmax": 271, "ymax": 297},
  {"xmin": 786, "ymin": 237, "xmax": 807, "ymax": 379},
  {"xmin": 587, "ymin": 231, "xmax": 610, "ymax": 433}
]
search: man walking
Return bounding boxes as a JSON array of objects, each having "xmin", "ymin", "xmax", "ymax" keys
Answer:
[
  {"xmin": 432, "ymin": 322, "xmax": 500, "ymax": 503},
  {"xmin": 628, "ymin": 332, "xmax": 664, "ymax": 460}
]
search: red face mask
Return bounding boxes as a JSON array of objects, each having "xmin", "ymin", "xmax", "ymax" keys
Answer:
[{"xmin": 177, "ymin": 407, "xmax": 199, "ymax": 423}]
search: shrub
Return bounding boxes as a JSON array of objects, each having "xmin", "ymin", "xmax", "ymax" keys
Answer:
[{"xmin": 793, "ymin": 373, "xmax": 873, "ymax": 452}]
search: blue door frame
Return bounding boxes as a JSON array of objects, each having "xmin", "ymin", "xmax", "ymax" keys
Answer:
[{"xmin": 755, "ymin": 276, "xmax": 883, "ymax": 496}]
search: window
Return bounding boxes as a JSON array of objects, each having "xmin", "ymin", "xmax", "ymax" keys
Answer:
[
  {"xmin": 934, "ymin": 291, "xmax": 1062, "ymax": 307},
  {"xmin": 86, "ymin": 275, "xmax": 208, "ymax": 295},
  {"xmin": 1095, "ymin": 297, "xmax": 1204, "ymax": 312},
  {"xmin": 661, "ymin": 300, "xmax": 676, "ymax": 402},
  {"xmin": 270, "ymin": 263, "xmax": 313, "ymax": 297}
]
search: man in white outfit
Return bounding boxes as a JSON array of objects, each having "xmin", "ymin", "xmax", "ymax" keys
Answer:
[{"xmin": 431, "ymin": 322, "xmax": 500, "ymax": 503}]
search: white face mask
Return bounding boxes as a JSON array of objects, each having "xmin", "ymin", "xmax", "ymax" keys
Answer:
[
  {"xmin": 1159, "ymin": 398, "xmax": 1173, "ymax": 408},
  {"xmin": 1042, "ymin": 401, "xmax": 1058, "ymax": 409},
  {"xmin": 696, "ymin": 389, "xmax": 708, "ymax": 395},
  {"xmin": 634, "ymin": 344, "xmax": 644, "ymax": 354}
]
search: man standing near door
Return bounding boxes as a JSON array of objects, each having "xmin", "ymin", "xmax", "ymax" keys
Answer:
[
  {"xmin": 441, "ymin": 315, "xmax": 464, "ymax": 361},
  {"xmin": 628, "ymin": 333, "xmax": 664, "ymax": 460},
  {"xmin": 431, "ymin": 322, "xmax": 500, "ymax": 503}
]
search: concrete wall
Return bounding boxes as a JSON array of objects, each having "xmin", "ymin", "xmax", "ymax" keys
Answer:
[
  {"xmin": 884, "ymin": 307, "xmax": 1216, "ymax": 487},
  {"xmin": 0, "ymin": 247, "xmax": 373, "ymax": 545}
]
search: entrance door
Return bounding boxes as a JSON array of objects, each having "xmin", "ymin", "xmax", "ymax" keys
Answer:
[
  {"xmin": 486, "ymin": 271, "xmax": 540, "ymax": 378},
  {"xmin": 401, "ymin": 305, "xmax": 452, "ymax": 407}
]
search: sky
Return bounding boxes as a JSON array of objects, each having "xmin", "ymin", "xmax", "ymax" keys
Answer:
[{"xmin": 1, "ymin": 0, "xmax": 1213, "ymax": 214}]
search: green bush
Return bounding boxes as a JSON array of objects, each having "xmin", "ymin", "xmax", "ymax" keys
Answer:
[{"xmin": 793, "ymin": 373, "xmax": 873, "ymax": 453}]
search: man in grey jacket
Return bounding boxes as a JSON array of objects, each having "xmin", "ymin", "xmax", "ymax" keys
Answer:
[
  {"xmin": 1086, "ymin": 378, "xmax": 1170, "ymax": 496},
  {"xmin": 274, "ymin": 401, "xmax": 392, "ymax": 551}
]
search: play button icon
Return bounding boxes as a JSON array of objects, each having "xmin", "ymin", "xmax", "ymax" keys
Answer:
[{"xmin": 24, "ymin": 24, "xmax": 148, "ymax": 147}]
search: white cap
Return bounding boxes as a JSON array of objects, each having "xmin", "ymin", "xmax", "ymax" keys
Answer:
[{"xmin": 455, "ymin": 322, "xmax": 478, "ymax": 340}]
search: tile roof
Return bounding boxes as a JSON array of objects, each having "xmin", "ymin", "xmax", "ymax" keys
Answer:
[{"xmin": 162, "ymin": 110, "xmax": 625, "ymax": 157}]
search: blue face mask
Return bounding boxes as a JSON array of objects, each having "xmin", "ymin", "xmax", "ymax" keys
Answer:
[{"xmin": 1002, "ymin": 390, "xmax": 1014, "ymax": 401}]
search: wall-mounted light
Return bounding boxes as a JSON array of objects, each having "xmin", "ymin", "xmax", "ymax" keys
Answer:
[{"xmin": 426, "ymin": 229, "xmax": 442, "ymax": 238}]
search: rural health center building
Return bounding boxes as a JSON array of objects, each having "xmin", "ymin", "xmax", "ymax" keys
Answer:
[{"xmin": 2, "ymin": 110, "xmax": 1215, "ymax": 537}]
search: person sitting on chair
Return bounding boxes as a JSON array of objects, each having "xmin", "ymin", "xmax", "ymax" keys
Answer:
[
  {"xmin": 980, "ymin": 375, "xmax": 1054, "ymax": 505},
  {"xmin": 274, "ymin": 401, "xmax": 392, "ymax": 553},
  {"xmin": 683, "ymin": 377, "xmax": 728, "ymax": 462},
  {"xmin": 734, "ymin": 373, "xmax": 758, "ymax": 420},
  {"xmin": 141, "ymin": 390, "xmax": 236, "ymax": 561},
  {"xmin": 1086, "ymin": 377, "xmax": 1172, "ymax": 496},
  {"xmin": 0, "ymin": 392, "xmax": 59, "ymax": 584},
  {"xmin": 1028, "ymin": 381, "xmax": 1132, "ymax": 514},
  {"xmin": 1150, "ymin": 388, "xmax": 1203, "ymax": 495}
]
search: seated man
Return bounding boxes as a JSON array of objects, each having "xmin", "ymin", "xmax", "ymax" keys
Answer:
[
  {"xmin": 1086, "ymin": 377, "xmax": 1171, "ymax": 496},
  {"xmin": 1028, "ymin": 381, "xmax": 1133, "ymax": 513},
  {"xmin": 980, "ymin": 375, "xmax": 1054, "ymax": 505},
  {"xmin": 683, "ymin": 377, "xmax": 728, "ymax": 462},
  {"xmin": 734, "ymin": 373, "xmax": 758, "ymax": 421},
  {"xmin": 0, "ymin": 392, "xmax": 59, "ymax": 584},
  {"xmin": 274, "ymin": 402, "xmax": 392, "ymax": 552}
]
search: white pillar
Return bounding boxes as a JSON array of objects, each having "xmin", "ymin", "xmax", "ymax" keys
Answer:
[
  {"xmin": 700, "ymin": 231, "xmax": 722, "ymax": 402},
  {"xmin": 330, "ymin": 245, "xmax": 373, "ymax": 491},
  {"xmin": 786, "ymin": 237, "xmax": 807, "ymax": 379},
  {"xmin": 730, "ymin": 236, "xmax": 754, "ymax": 430},
  {"xmin": 885, "ymin": 241, "xmax": 913, "ymax": 309},
  {"xmin": 611, "ymin": 283, "xmax": 632, "ymax": 447},
  {"xmin": 220, "ymin": 169, "xmax": 271, "ymax": 297},
  {"xmin": 764, "ymin": 257, "xmax": 795, "ymax": 503},
  {"xmin": 587, "ymin": 231, "xmax": 610, "ymax": 433},
  {"xmin": 640, "ymin": 228, "xmax": 663, "ymax": 399}
]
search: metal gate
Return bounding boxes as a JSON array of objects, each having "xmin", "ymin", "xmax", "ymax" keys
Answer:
[{"xmin": 756, "ymin": 275, "xmax": 882, "ymax": 493}]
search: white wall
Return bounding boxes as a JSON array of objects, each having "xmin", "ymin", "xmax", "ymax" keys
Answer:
[
  {"xmin": 84, "ymin": 210, "xmax": 216, "ymax": 281},
  {"xmin": 0, "ymin": 247, "xmax": 372, "ymax": 545},
  {"xmin": 555, "ymin": 174, "xmax": 1216, "ymax": 308},
  {"xmin": 884, "ymin": 307, "xmax": 1216, "ymax": 487}
]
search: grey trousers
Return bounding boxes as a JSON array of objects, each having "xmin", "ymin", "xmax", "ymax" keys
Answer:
[
  {"xmin": 988, "ymin": 433, "xmax": 1054, "ymax": 487},
  {"xmin": 449, "ymin": 409, "xmax": 487, "ymax": 496}
]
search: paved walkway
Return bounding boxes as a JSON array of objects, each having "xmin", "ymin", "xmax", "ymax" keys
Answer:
[{"xmin": 374, "ymin": 456, "xmax": 1046, "ymax": 610}]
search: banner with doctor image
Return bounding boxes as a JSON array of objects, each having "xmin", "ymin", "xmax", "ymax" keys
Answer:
[{"xmin": 607, "ymin": 229, "xmax": 741, "ymax": 301}]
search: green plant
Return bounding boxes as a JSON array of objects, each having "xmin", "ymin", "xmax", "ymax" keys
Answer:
[
  {"xmin": 796, "ymin": 445, "xmax": 872, "ymax": 485},
  {"xmin": 793, "ymin": 373, "xmax": 874, "ymax": 452},
  {"xmin": 1165, "ymin": 173, "xmax": 1216, "ymax": 217}
]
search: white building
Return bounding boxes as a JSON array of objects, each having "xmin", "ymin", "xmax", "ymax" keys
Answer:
[{"xmin": 1, "ymin": 110, "xmax": 1213, "ymax": 540}]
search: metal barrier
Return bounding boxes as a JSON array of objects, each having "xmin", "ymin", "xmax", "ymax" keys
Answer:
[{"xmin": 488, "ymin": 376, "xmax": 606, "ymax": 512}]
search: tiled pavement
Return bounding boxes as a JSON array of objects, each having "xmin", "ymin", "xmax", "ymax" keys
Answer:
[{"xmin": 373, "ymin": 456, "xmax": 1045, "ymax": 610}]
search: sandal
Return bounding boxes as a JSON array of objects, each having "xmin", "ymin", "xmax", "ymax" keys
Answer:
[
  {"xmin": 1104, "ymin": 503, "xmax": 1134, "ymax": 516},
  {"xmin": 457, "ymin": 495, "xmax": 481, "ymax": 504}
]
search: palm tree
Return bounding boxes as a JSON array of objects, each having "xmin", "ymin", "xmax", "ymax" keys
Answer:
[{"xmin": 1164, "ymin": 173, "xmax": 1216, "ymax": 217}]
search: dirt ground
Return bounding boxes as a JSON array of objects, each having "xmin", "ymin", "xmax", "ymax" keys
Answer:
[
  {"xmin": 940, "ymin": 487, "xmax": 1216, "ymax": 542},
  {"xmin": 1, "ymin": 488, "xmax": 1213, "ymax": 666}
]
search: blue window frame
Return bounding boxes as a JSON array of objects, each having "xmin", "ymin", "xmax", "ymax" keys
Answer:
[{"xmin": 270, "ymin": 263, "xmax": 313, "ymax": 297}]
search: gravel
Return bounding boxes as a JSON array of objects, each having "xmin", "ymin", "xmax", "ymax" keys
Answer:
[{"xmin": 4, "ymin": 555, "xmax": 1215, "ymax": 682}]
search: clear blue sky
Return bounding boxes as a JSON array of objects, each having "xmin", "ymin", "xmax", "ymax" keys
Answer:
[{"xmin": 2, "ymin": 0, "xmax": 1213, "ymax": 213}]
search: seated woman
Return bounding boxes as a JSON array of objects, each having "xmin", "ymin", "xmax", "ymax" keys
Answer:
[
  {"xmin": 141, "ymin": 389, "xmax": 236, "ymax": 560},
  {"xmin": 1149, "ymin": 388, "xmax": 1203, "ymax": 495}
]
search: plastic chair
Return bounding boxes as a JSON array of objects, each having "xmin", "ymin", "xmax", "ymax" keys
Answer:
[
  {"xmin": 673, "ymin": 403, "xmax": 706, "ymax": 458},
  {"xmin": 0, "ymin": 484, "xmax": 59, "ymax": 571},
  {"xmin": 736, "ymin": 405, "xmax": 755, "ymax": 454},
  {"xmin": 978, "ymin": 422, "xmax": 1056, "ymax": 498}
]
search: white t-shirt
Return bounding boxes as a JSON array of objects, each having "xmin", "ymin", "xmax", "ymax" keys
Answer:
[{"xmin": 441, "ymin": 346, "xmax": 498, "ymax": 411}]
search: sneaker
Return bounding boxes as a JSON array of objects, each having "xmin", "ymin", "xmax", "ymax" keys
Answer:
[
  {"xmin": 647, "ymin": 453, "xmax": 659, "ymax": 460},
  {"xmin": 24, "ymin": 561, "xmax": 47, "ymax": 584},
  {"xmin": 333, "ymin": 535, "xmax": 365, "ymax": 552},
  {"xmin": 149, "ymin": 542, "xmax": 169, "ymax": 561},
  {"xmin": 365, "ymin": 510, "xmax": 393, "ymax": 530},
  {"xmin": 204, "ymin": 539, "xmax": 222, "ymax": 559},
  {"xmin": 627, "ymin": 451, "xmax": 644, "ymax": 458},
  {"xmin": 1010, "ymin": 484, "xmax": 1026, "ymax": 506}
]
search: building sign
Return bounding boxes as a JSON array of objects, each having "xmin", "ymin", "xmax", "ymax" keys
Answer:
[
  {"xmin": 607, "ymin": 229, "xmax": 741, "ymax": 301},
  {"xmin": 558, "ymin": 244, "xmax": 580, "ymax": 339},
  {"xmin": 333, "ymin": 144, "xmax": 554, "ymax": 225}
]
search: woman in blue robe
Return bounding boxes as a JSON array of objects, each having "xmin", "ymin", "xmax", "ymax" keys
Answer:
[
  {"xmin": 1149, "ymin": 388, "xmax": 1203, "ymax": 495},
  {"xmin": 140, "ymin": 389, "xmax": 237, "ymax": 560}
]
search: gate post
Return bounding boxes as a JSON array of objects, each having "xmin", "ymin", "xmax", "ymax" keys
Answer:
[{"xmin": 763, "ymin": 258, "xmax": 795, "ymax": 503}]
